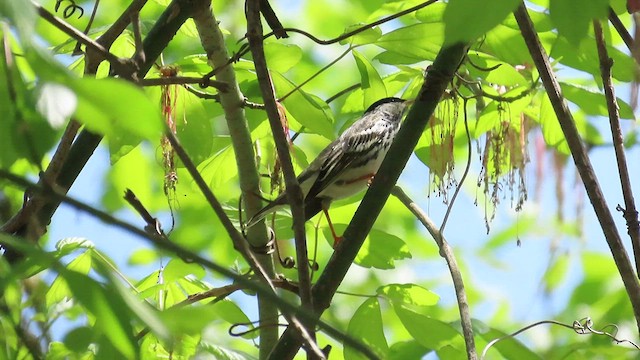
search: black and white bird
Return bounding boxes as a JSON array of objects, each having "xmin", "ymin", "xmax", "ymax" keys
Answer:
[{"xmin": 247, "ymin": 97, "xmax": 411, "ymax": 246}]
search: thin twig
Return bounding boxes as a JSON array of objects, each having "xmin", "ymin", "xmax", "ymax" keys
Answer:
[
  {"xmin": 593, "ymin": 20, "xmax": 640, "ymax": 277},
  {"xmin": 608, "ymin": 7, "xmax": 634, "ymax": 51},
  {"xmin": 514, "ymin": 2, "xmax": 640, "ymax": 332},
  {"xmin": 138, "ymin": 76, "xmax": 229, "ymax": 91},
  {"xmin": 32, "ymin": 1, "xmax": 133, "ymax": 77},
  {"xmin": 440, "ymin": 96, "xmax": 472, "ymax": 233},
  {"xmin": 279, "ymin": 46, "xmax": 352, "ymax": 102},
  {"xmin": 72, "ymin": 0, "xmax": 100, "ymax": 55},
  {"xmin": 392, "ymin": 186, "xmax": 477, "ymax": 360},
  {"xmin": 481, "ymin": 318, "xmax": 640, "ymax": 359}
]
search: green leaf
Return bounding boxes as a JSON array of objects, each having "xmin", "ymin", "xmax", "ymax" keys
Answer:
[
  {"xmin": 352, "ymin": 50, "xmax": 387, "ymax": 107},
  {"xmin": 62, "ymin": 269, "xmax": 137, "ymax": 358},
  {"xmin": 158, "ymin": 305, "xmax": 220, "ymax": 335},
  {"xmin": 63, "ymin": 326, "xmax": 94, "ymax": 353},
  {"xmin": 340, "ymin": 24, "xmax": 382, "ymax": 45},
  {"xmin": 71, "ymin": 78, "xmax": 163, "ymax": 141},
  {"xmin": 198, "ymin": 343, "xmax": 258, "ymax": 360},
  {"xmin": 128, "ymin": 248, "xmax": 159, "ymax": 266},
  {"xmin": 538, "ymin": 93, "xmax": 569, "ymax": 154},
  {"xmin": 443, "ymin": 0, "xmax": 520, "ymax": 45},
  {"xmin": 559, "ymin": 82, "xmax": 635, "ymax": 119},
  {"xmin": 549, "ymin": 0, "xmax": 608, "ymax": 45},
  {"xmin": 550, "ymin": 33, "xmax": 637, "ymax": 82},
  {"xmin": 394, "ymin": 305, "xmax": 464, "ymax": 351},
  {"xmin": 466, "ymin": 52, "xmax": 528, "ymax": 87},
  {"xmin": 376, "ymin": 23, "xmax": 444, "ymax": 64},
  {"xmin": 162, "ymin": 258, "xmax": 206, "ymax": 282},
  {"xmin": 377, "ymin": 283, "xmax": 439, "ymax": 309},
  {"xmin": 55, "ymin": 237, "xmax": 95, "ymax": 256},
  {"xmin": 271, "ymin": 72, "xmax": 335, "ymax": 139},
  {"xmin": 0, "ymin": 0, "xmax": 36, "ymax": 38},
  {"xmin": 264, "ymin": 42, "xmax": 303, "ymax": 72},
  {"xmin": 344, "ymin": 297, "xmax": 388, "ymax": 360},
  {"xmin": 46, "ymin": 251, "xmax": 93, "ymax": 307},
  {"xmin": 354, "ymin": 228, "xmax": 412, "ymax": 269},
  {"xmin": 544, "ymin": 254, "xmax": 571, "ymax": 291},
  {"xmin": 389, "ymin": 341, "xmax": 430, "ymax": 360}
]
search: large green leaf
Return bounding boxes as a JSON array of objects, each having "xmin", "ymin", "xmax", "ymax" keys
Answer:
[
  {"xmin": 354, "ymin": 228, "xmax": 412, "ymax": 269},
  {"xmin": 72, "ymin": 77, "xmax": 163, "ymax": 141},
  {"xmin": 271, "ymin": 72, "xmax": 335, "ymax": 139},
  {"xmin": 375, "ymin": 23, "xmax": 444, "ymax": 64},
  {"xmin": 443, "ymin": 0, "xmax": 520, "ymax": 45},
  {"xmin": 352, "ymin": 50, "xmax": 387, "ymax": 107},
  {"xmin": 264, "ymin": 42, "xmax": 303, "ymax": 72},
  {"xmin": 394, "ymin": 305, "xmax": 465, "ymax": 351},
  {"xmin": 377, "ymin": 283, "xmax": 439, "ymax": 310},
  {"xmin": 344, "ymin": 297, "xmax": 388, "ymax": 360},
  {"xmin": 549, "ymin": 0, "xmax": 608, "ymax": 45},
  {"xmin": 62, "ymin": 269, "xmax": 137, "ymax": 359},
  {"xmin": 559, "ymin": 82, "xmax": 635, "ymax": 119}
]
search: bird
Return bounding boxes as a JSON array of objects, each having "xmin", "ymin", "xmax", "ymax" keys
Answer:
[{"xmin": 247, "ymin": 97, "xmax": 411, "ymax": 247}]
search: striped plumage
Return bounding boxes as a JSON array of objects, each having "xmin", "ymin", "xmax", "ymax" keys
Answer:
[{"xmin": 247, "ymin": 97, "xmax": 410, "ymax": 242}]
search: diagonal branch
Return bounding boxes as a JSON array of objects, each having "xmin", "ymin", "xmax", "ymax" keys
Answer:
[
  {"xmin": 513, "ymin": 2, "xmax": 640, "ymax": 333},
  {"xmin": 246, "ymin": 0, "xmax": 314, "ymax": 318},
  {"xmin": 592, "ymin": 20, "xmax": 640, "ymax": 277},
  {"xmin": 392, "ymin": 186, "xmax": 477, "ymax": 360}
]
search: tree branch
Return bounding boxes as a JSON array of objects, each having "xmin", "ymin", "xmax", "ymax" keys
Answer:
[
  {"xmin": 392, "ymin": 186, "xmax": 477, "ymax": 360},
  {"xmin": 514, "ymin": 2, "xmax": 640, "ymax": 333},
  {"xmin": 246, "ymin": 0, "xmax": 314, "ymax": 325},
  {"xmin": 189, "ymin": 1, "xmax": 281, "ymax": 358},
  {"xmin": 593, "ymin": 20, "xmax": 640, "ymax": 277}
]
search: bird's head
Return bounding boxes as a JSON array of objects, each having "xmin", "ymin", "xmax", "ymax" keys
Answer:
[{"xmin": 364, "ymin": 97, "xmax": 413, "ymax": 123}]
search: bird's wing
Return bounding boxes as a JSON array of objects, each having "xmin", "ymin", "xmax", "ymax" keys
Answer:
[{"xmin": 305, "ymin": 117, "xmax": 384, "ymax": 200}]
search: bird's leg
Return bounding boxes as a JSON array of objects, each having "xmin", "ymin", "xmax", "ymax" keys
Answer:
[{"xmin": 322, "ymin": 208, "xmax": 343, "ymax": 248}]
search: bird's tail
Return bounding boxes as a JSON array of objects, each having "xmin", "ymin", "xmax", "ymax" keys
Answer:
[{"xmin": 245, "ymin": 194, "xmax": 324, "ymax": 229}]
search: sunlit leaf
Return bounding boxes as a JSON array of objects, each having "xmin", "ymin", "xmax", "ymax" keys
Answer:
[
  {"xmin": 345, "ymin": 297, "xmax": 388, "ymax": 360},
  {"xmin": 264, "ymin": 42, "xmax": 303, "ymax": 72},
  {"xmin": 72, "ymin": 78, "xmax": 163, "ymax": 141},
  {"xmin": 352, "ymin": 50, "xmax": 387, "ymax": 107},
  {"xmin": 353, "ymin": 228, "xmax": 412, "ymax": 269},
  {"xmin": 443, "ymin": 0, "xmax": 520, "ymax": 45},
  {"xmin": 549, "ymin": 0, "xmax": 608, "ymax": 45},
  {"xmin": 377, "ymin": 283, "xmax": 439, "ymax": 309},
  {"xmin": 394, "ymin": 305, "xmax": 465, "ymax": 351}
]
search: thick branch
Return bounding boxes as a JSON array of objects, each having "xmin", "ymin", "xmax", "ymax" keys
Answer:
[
  {"xmin": 514, "ymin": 2, "xmax": 640, "ymax": 333},
  {"xmin": 593, "ymin": 20, "xmax": 640, "ymax": 277},
  {"xmin": 267, "ymin": 42, "xmax": 469, "ymax": 360}
]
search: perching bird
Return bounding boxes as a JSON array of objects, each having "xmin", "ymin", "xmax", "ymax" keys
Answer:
[{"xmin": 247, "ymin": 97, "xmax": 411, "ymax": 246}]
